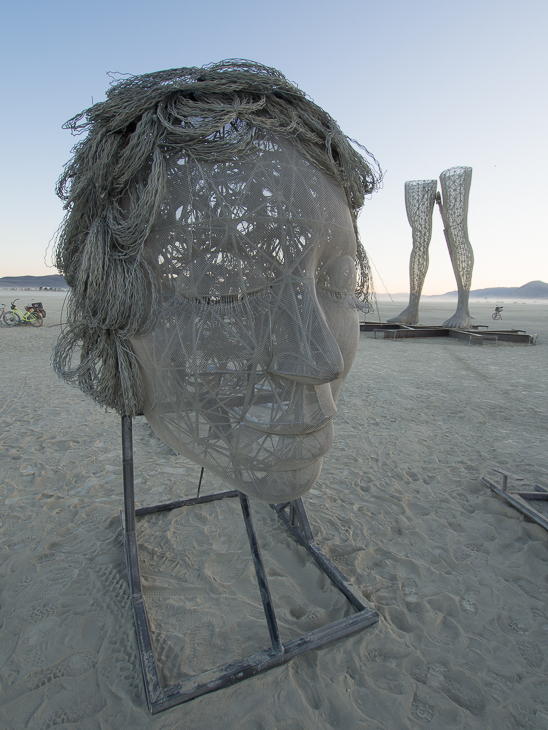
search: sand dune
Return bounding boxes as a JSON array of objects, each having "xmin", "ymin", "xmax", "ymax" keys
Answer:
[{"xmin": 1, "ymin": 291, "xmax": 547, "ymax": 729}]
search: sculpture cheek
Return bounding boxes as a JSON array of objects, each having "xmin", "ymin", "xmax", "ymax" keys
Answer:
[{"xmin": 317, "ymin": 255, "xmax": 357, "ymax": 295}]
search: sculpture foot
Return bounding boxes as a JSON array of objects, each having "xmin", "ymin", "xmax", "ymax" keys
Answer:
[
  {"xmin": 387, "ymin": 306, "xmax": 419, "ymax": 325},
  {"xmin": 442, "ymin": 311, "xmax": 471, "ymax": 329}
]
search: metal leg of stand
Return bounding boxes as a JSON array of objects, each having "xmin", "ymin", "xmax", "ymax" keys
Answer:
[
  {"xmin": 120, "ymin": 415, "xmax": 162, "ymax": 707},
  {"xmin": 239, "ymin": 492, "xmax": 283, "ymax": 655},
  {"xmin": 122, "ymin": 415, "xmax": 136, "ymax": 534},
  {"xmin": 271, "ymin": 500, "xmax": 370, "ymax": 611},
  {"xmin": 196, "ymin": 467, "xmax": 204, "ymax": 498}
]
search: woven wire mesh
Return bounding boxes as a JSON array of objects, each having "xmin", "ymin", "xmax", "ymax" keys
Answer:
[
  {"xmin": 130, "ymin": 136, "xmax": 360, "ymax": 502},
  {"xmin": 438, "ymin": 166, "xmax": 474, "ymax": 293},
  {"xmin": 405, "ymin": 179, "xmax": 437, "ymax": 305}
]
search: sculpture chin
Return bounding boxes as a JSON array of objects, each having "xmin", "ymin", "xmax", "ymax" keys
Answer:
[
  {"xmin": 230, "ymin": 421, "xmax": 333, "ymax": 501},
  {"xmin": 233, "ymin": 458, "xmax": 324, "ymax": 502},
  {"xmin": 142, "ymin": 409, "xmax": 333, "ymax": 502}
]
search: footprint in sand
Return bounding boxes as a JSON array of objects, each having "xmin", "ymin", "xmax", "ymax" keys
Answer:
[
  {"xmin": 411, "ymin": 692, "xmax": 435, "ymax": 723},
  {"xmin": 24, "ymin": 617, "xmax": 59, "ymax": 646},
  {"xmin": 26, "ymin": 651, "xmax": 97, "ymax": 692},
  {"xmin": 507, "ymin": 701, "xmax": 539, "ymax": 728},
  {"xmin": 33, "ymin": 690, "xmax": 105, "ymax": 730},
  {"xmin": 401, "ymin": 578, "xmax": 419, "ymax": 603},
  {"xmin": 28, "ymin": 602, "xmax": 59, "ymax": 623},
  {"xmin": 26, "ymin": 648, "xmax": 44, "ymax": 668},
  {"xmin": 453, "ymin": 543, "xmax": 488, "ymax": 566},
  {"xmin": 459, "ymin": 587, "xmax": 479, "ymax": 615},
  {"xmin": 486, "ymin": 680, "xmax": 510, "ymax": 703},
  {"xmin": 516, "ymin": 640, "xmax": 543, "ymax": 669},
  {"xmin": 507, "ymin": 617, "xmax": 528, "ymax": 634},
  {"xmin": 426, "ymin": 663, "xmax": 447, "ymax": 689},
  {"xmin": 443, "ymin": 669, "xmax": 486, "ymax": 715}
]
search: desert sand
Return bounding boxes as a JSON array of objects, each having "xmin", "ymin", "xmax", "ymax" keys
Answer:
[{"xmin": 1, "ymin": 290, "xmax": 547, "ymax": 729}]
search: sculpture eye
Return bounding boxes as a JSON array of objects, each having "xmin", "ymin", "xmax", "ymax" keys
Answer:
[
  {"xmin": 175, "ymin": 252, "xmax": 269, "ymax": 301},
  {"xmin": 316, "ymin": 256, "xmax": 357, "ymax": 295}
]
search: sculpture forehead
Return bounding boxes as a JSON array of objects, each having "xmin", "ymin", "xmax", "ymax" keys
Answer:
[{"xmin": 146, "ymin": 136, "xmax": 356, "ymax": 270}]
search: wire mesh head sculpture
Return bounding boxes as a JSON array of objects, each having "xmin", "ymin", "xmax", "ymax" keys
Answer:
[{"xmin": 53, "ymin": 60, "xmax": 382, "ymax": 502}]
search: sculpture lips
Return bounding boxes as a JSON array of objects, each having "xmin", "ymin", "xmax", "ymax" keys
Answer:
[{"xmin": 233, "ymin": 422, "xmax": 334, "ymax": 471}]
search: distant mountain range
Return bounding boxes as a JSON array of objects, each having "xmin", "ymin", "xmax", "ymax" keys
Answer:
[
  {"xmin": 432, "ymin": 280, "xmax": 548, "ymax": 299},
  {"xmin": 1, "ymin": 275, "xmax": 547, "ymax": 299},
  {"xmin": 0, "ymin": 274, "xmax": 67, "ymax": 289}
]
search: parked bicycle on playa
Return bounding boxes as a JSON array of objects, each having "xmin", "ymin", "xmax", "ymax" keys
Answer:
[
  {"xmin": 3, "ymin": 299, "xmax": 44, "ymax": 327},
  {"xmin": 492, "ymin": 306, "xmax": 503, "ymax": 320}
]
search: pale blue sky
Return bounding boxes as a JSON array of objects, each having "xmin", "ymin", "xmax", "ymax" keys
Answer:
[{"xmin": 1, "ymin": 0, "xmax": 546, "ymax": 293}]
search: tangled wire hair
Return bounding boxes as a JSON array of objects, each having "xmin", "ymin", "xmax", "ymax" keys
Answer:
[{"xmin": 53, "ymin": 59, "xmax": 382, "ymax": 415}]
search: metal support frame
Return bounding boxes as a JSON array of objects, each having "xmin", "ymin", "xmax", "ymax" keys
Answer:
[
  {"xmin": 482, "ymin": 468, "xmax": 548, "ymax": 531},
  {"xmin": 120, "ymin": 416, "xmax": 378, "ymax": 714}
]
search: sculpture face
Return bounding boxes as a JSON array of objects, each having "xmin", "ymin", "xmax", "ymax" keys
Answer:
[{"xmin": 130, "ymin": 136, "xmax": 360, "ymax": 501}]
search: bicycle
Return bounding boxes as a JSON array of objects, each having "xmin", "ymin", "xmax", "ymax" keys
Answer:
[
  {"xmin": 492, "ymin": 306, "xmax": 503, "ymax": 321},
  {"xmin": 3, "ymin": 299, "xmax": 43, "ymax": 327}
]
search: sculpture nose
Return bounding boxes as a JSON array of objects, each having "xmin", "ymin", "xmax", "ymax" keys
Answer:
[{"xmin": 267, "ymin": 282, "xmax": 344, "ymax": 385}]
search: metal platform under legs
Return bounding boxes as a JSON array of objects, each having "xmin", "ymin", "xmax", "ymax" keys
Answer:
[
  {"xmin": 360, "ymin": 322, "xmax": 538, "ymax": 345},
  {"xmin": 120, "ymin": 416, "xmax": 379, "ymax": 714}
]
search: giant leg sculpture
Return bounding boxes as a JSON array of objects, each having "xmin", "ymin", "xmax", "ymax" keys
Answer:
[
  {"xmin": 436, "ymin": 167, "xmax": 474, "ymax": 329},
  {"xmin": 388, "ymin": 179, "xmax": 437, "ymax": 324}
]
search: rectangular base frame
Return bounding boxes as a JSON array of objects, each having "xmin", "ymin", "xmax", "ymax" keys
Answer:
[
  {"xmin": 482, "ymin": 469, "xmax": 548, "ymax": 531},
  {"xmin": 120, "ymin": 416, "xmax": 379, "ymax": 714}
]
